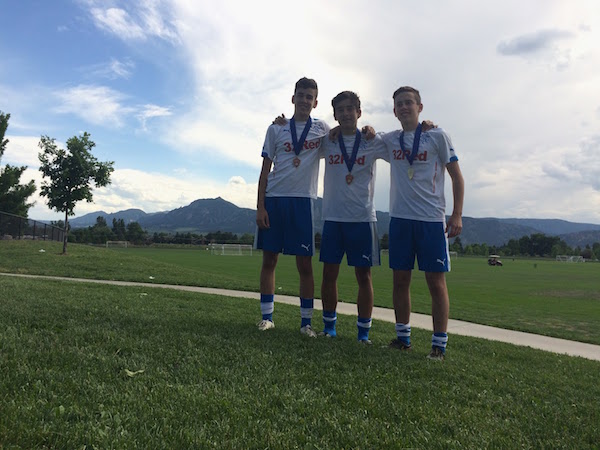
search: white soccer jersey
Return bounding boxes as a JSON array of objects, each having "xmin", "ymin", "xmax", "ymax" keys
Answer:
[
  {"xmin": 322, "ymin": 133, "xmax": 387, "ymax": 222},
  {"xmin": 382, "ymin": 128, "xmax": 458, "ymax": 222},
  {"xmin": 262, "ymin": 118, "xmax": 330, "ymax": 199}
]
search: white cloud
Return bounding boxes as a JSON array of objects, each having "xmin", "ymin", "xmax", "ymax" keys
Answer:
[
  {"xmin": 89, "ymin": 2, "xmax": 179, "ymax": 43},
  {"xmin": 54, "ymin": 85, "xmax": 133, "ymax": 127}
]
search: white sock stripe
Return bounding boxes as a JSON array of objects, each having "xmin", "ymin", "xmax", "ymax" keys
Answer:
[
  {"xmin": 432, "ymin": 334, "xmax": 448, "ymax": 347},
  {"xmin": 395, "ymin": 323, "xmax": 411, "ymax": 333},
  {"xmin": 261, "ymin": 303, "xmax": 274, "ymax": 315},
  {"xmin": 300, "ymin": 308, "xmax": 313, "ymax": 319},
  {"xmin": 323, "ymin": 315, "xmax": 337, "ymax": 323},
  {"xmin": 357, "ymin": 319, "xmax": 372, "ymax": 329}
]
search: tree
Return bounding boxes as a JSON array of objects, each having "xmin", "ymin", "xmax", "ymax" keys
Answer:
[
  {"xmin": 38, "ymin": 132, "xmax": 114, "ymax": 254},
  {"xmin": 126, "ymin": 221, "xmax": 147, "ymax": 244},
  {"xmin": 0, "ymin": 111, "xmax": 36, "ymax": 217}
]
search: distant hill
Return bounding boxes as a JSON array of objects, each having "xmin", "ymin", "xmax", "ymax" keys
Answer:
[
  {"xmin": 69, "ymin": 208, "xmax": 148, "ymax": 228},
  {"xmin": 68, "ymin": 198, "xmax": 600, "ymax": 247}
]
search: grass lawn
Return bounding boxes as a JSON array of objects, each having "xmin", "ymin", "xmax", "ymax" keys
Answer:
[
  {"xmin": 1, "ymin": 274, "xmax": 599, "ymax": 448},
  {"xmin": 1, "ymin": 240, "xmax": 599, "ymax": 344}
]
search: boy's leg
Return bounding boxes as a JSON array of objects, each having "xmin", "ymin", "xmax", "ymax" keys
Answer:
[
  {"xmin": 391, "ymin": 269, "xmax": 412, "ymax": 348},
  {"xmin": 425, "ymin": 271, "xmax": 449, "ymax": 357},
  {"xmin": 297, "ymin": 255, "xmax": 316, "ymax": 337},
  {"xmin": 355, "ymin": 266, "xmax": 373, "ymax": 342},
  {"xmin": 321, "ymin": 262, "xmax": 340, "ymax": 337},
  {"xmin": 258, "ymin": 250, "xmax": 279, "ymax": 330}
]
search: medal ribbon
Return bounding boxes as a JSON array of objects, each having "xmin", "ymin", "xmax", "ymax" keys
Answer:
[
  {"xmin": 338, "ymin": 129, "xmax": 362, "ymax": 174},
  {"xmin": 289, "ymin": 117, "xmax": 313, "ymax": 156},
  {"xmin": 399, "ymin": 123, "xmax": 422, "ymax": 166}
]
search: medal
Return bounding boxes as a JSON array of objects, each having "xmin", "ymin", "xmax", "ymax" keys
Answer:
[
  {"xmin": 289, "ymin": 116, "xmax": 312, "ymax": 168},
  {"xmin": 399, "ymin": 123, "xmax": 423, "ymax": 179},
  {"xmin": 338, "ymin": 130, "xmax": 361, "ymax": 185}
]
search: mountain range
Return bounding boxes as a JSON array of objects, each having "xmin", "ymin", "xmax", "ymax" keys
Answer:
[{"xmin": 69, "ymin": 197, "xmax": 600, "ymax": 247}]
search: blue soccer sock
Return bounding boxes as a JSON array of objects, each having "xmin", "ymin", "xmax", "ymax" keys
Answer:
[
  {"xmin": 300, "ymin": 297, "xmax": 314, "ymax": 328},
  {"xmin": 322, "ymin": 310, "xmax": 337, "ymax": 336},
  {"xmin": 432, "ymin": 332, "xmax": 448, "ymax": 353},
  {"xmin": 357, "ymin": 316, "xmax": 372, "ymax": 341},
  {"xmin": 395, "ymin": 322, "xmax": 411, "ymax": 347},
  {"xmin": 260, "ymin": 294, "xmax": 274, "ymax": 321}
]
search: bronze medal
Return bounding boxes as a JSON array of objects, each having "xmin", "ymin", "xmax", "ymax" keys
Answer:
[
  {"xmin": 293, "ymin": 157, "xmax": 301, "ymax": 168},
  {"xmin": 346, "ymin": 173, "xmax": 354, "ymax": 185}
]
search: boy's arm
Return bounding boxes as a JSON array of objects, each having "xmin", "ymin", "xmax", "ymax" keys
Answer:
[
  {"xmin": 256, "ymin": 158, "xmax": 273, "ymax": 229},
  {"xmin": 445, "ymin": 161, "xmax": 464, "ymax": 238}
]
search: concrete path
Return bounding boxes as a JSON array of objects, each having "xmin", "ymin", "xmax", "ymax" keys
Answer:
[{"xmin": 2, "ymin": 272, "xmax": 599, "ymax": 362}]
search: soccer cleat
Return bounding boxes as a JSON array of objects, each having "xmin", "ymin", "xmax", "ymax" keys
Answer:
[
  {"xmin": 426, "ymin": 347, "xmax": 445, "ymax": 361},
  {"xmin": 318, "ymin": 330, "xmax": 336, "ymax": 338},
  {"xmin": 300, "ymin": 324, "xmax": 317, "ymax": 338},
  {"xmin": 257, "ymin": 319, "xmax": 275, "ymax": 331},
  {"xmin": 388, "ymin": 338, "xmax": 412, "ymax": 351},
  {"xmin": 358, "ymin": 339, "xmax": 373, "ymax": 345}
]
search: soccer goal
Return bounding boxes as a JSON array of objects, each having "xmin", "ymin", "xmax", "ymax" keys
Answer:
[
  {"xmin": 106, "ymin": 240, "xmax": 129, "ymax": 249},
  {"xmin": 556, "ymin": 255, "xmax": 584, "ymax": 263},
  {"xmin": 209, "ymin": 243, "xmax": 253, "ymax": 256},
  {"xmin": 449, "ymin": 251, "xmax": 458, "ymax": 259}
]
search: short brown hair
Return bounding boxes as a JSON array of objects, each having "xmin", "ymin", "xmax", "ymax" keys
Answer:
[
  {"xmin": 392, "ymin": 86, "xmax": 421, "ymax": 105},
  {"xmin": 331, "ymin": 91, "xmax": 361, "ymax": 112},
  {"xmin": 295, "ymin": 77, "xmax": 318, "ymax": 97}
]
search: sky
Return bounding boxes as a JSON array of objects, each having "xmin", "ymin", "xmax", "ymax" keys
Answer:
[{"xmin": 1, "ymin": 0, "xmax": 600, "ymax": 224}]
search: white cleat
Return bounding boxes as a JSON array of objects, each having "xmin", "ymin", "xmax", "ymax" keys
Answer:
[
  {"xmin": 257, "ymin": 319, "xmax": 275, "ymax": 331},
  {"xmin": 300, "ymin": 324, "xmax": 317, "ymax": 338}
]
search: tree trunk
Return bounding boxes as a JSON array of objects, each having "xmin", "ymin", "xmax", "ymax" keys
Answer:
[{"xmin": 63, "ymin": 211, "xmax": 68, "ymax": 254}]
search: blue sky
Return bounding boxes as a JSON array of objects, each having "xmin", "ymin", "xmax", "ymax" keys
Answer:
[{"xmin": 1, "ymin": 0, "xmax": 600, "ymax": 224}]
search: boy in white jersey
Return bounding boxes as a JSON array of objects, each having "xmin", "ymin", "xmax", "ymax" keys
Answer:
[
  {"xmin": 255, "ymin": 77, "xmax": 330, "ymax": 337},
  {"xmin": 382, "ymin": 86, "xmax": 464, "ymax": 360},
  {"xmin": 319, "ymin": 91, "xmax": 387, "ymax": 344}
]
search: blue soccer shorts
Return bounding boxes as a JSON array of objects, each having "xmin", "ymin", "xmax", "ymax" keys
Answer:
[
  {"xmin": 254, "ymin": 196, "xmax": 315, "ymax": 256},
  {"xmin": 389, "ymin": 217, "xmax": 450, "ymax": 272},
  {"xmin": 319, "ymin": 221, "xmax": 380, "ymax": 267}
]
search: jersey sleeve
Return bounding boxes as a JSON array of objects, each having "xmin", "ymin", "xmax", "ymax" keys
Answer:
[
  {"xmin": 261, "ymin": 124, "xmax": 280, "ymax": 160},
  {"xmin": 431, "ymin": 128, "xmax": 459, "ymax": 165}
]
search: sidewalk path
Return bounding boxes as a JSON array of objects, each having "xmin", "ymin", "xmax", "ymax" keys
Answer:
[{"xmin": 2, "ymin": 272, "xmax": 599, "ymax": 362}]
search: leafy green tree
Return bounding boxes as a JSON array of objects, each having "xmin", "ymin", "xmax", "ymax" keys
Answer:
[
  {"xmin": 112, "ymin": 218, "xmax": 127, "ymax": 240},
  {"xmin": 126, "ymin": 221, "xmax": 147, "ymax": 244},
  {"xmin": 38, "ymin": 133, "xmax": 114, "ymax": 254},
  {"xmin": 91, "ymin": 216, "xmax": 114, "ymax": 243},
  {"xmin": 0, "ymin": 111, "xmax": 36, "ymax": 217},
  {"xmin": 449, "ymin": 236, "xmax": 463, "ymax": 253}
]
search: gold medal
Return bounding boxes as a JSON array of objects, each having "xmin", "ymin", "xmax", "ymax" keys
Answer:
[
  {"xmin": 293, "ymin": 157, "xmax": 301, "ymax": 168},
  {"xmin": 407, "ymin": 167, "xmax": 414, "ymax": 180},
  {"xmin": 346, "ymin": 173, "xmax": 354, "ymax": 185}
]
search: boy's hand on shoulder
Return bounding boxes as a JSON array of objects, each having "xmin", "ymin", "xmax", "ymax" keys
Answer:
[
  {"xmin": 362, "ymin": 125, "xmax": 376, "ymax": 140},
  {"xmin": 273, "ymin": 114, "xmax": 287, "ymax": 126},
  {"xmin": 329, "ymin": 126, "xmax": 341, "ymax": 141},
  {"xmin": 421, "ymin": 120, "xmax": 437, "ymax": 132}
]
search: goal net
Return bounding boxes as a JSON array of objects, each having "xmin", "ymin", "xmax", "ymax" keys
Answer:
[
  {"xmin": 449, "ymin": 251, "xmax": 458, "ymax": 259},
  {"xmin": 556, "ymin": 255, "xmax": 584, "ymax": 263},
  {"xmin": 106, "ymin": 240, "xmax": 129, "ymax": 249},
  {"xmin": 209, "ymin": 243, "xmax": 253, "ymax": 256}
]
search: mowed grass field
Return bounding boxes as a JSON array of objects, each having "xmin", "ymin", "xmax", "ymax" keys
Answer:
[
  {"xmin": 1, "ymin": 240, "xmax": 599, "ymax": 448},
  {"xmin": 2, "ymin": 240, "xmax": 598, "ymax": 344}
]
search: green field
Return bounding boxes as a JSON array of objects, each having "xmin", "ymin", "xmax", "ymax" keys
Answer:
[
  {"xmin": 1, "ymin": 241, "xmax": 600, "ymax": 447},
  {"xmin": 2, "ymin": 240, "xmax": 598, "ymax": 344}
]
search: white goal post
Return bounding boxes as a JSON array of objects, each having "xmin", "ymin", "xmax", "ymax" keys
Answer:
[
  {"xmin": 556, "ymin": 255, "xmax": 584, "ymax": 263},
  {"xmin": 106, "ymin": 240, "xmax": 129, "ymax": 248},
  {"xmin": 209, "ymin": 243, "xmax": 253, "ymax": 256},
  {"xmin": 449, "ymin": 251, "xmax": 458, "ymax": 259}
]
